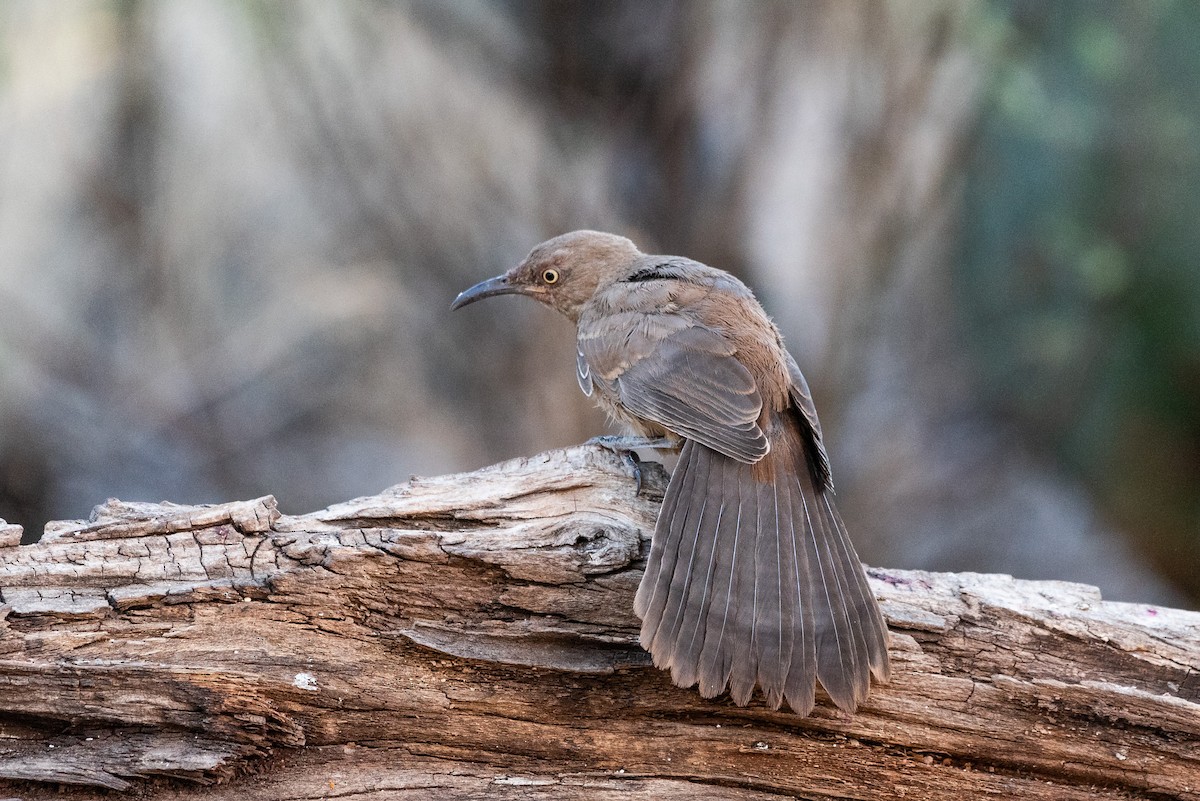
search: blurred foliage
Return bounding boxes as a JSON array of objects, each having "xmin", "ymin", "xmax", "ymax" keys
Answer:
[{"xmin": 961, "ymin": 0, "xmax": 1200, "ymax": 593}]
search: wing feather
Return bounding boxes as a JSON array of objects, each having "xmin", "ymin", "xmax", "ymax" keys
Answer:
[{"xmin": 581, "ymin": 321, "xmax": 769, "ymax": 463}]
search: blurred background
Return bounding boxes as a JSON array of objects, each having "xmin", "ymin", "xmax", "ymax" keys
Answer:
[{"xmin": 0, "ymin": 0, "xmax": 1196, "ymax": 607}]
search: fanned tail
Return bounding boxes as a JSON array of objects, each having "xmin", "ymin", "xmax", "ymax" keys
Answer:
[{"xmin": 634, "ymin": 429, "xmax": 889, "ymax": 714}]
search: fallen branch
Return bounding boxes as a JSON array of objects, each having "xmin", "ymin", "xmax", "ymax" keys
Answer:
[{"xmin": 0, "ymin": 445, "xmax": 1195, "ymax": 800}]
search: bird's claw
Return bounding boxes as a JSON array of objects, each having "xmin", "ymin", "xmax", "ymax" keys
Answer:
[
  {"xmin": 586, "ymin": 436, "xmax": 672, "ymax": 495},
  {"xmin": 627, "ymin": 450, "xmax": 645, "ymax": 495}
]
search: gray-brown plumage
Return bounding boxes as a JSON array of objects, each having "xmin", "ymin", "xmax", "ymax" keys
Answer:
[{"xmin": 452, "ymin": 230, "xmax": 889, "ymax": 715}]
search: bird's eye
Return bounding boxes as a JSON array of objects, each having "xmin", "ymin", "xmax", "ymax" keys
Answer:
[{"xmin": 542, "ymin": 268, "xmax": 559, "ymax": 284}]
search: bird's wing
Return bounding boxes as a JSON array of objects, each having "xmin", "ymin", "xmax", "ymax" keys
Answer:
[
  {"xmin": 579, "ymin": 293, "xmax": 769, "ymax": 464},
  {"xmin": 784, "ymin": 351, "xmax": 833, "ymax": 490},
  {"xmin": 576, "ymin": 347, "xmax": 593, "ymax": 397}
]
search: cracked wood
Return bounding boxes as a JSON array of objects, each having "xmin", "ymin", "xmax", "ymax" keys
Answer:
[{"xmin": 0, "ymin": 445, "xmax": 1196, "ymax": 800}]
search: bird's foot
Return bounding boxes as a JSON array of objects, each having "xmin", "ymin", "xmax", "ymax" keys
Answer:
[{"xmin": 586, "ymin": 436, "xmax": 675, "ymax": 495}]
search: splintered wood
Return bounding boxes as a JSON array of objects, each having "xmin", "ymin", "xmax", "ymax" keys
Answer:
[{"xmin": 0, "ymin": 445, "xmax": 1195, "ymax": 800}]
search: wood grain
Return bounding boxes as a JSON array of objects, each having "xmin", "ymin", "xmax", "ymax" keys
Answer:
[{"xmin": 0, "ymin": 445, "xmax": 1195, "ymax": 799}]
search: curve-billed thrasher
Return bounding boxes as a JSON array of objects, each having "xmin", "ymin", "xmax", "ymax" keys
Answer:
[{"xmin": 452, "ymin": 230, "xmax": 889, "ymax": 715}]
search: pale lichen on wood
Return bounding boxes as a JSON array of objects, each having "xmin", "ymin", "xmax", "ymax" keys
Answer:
[{"xmin": 0, "ymin": 445, "xmax": 1196, "ymax": 800}]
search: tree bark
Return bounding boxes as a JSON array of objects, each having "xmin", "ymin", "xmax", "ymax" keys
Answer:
[{"xmin": 0, "ymin": 445, "xmax": 1195, "ymax": 800}]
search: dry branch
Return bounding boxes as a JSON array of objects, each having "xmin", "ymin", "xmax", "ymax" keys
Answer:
[{"xmin": 0, "ymin": 445, "xmax": 1196, "ymax": 800}]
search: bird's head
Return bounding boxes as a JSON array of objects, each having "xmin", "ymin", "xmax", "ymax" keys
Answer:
[{"xmin": 451, "ymin": 230, "xmax": 641, "ymax": 323}]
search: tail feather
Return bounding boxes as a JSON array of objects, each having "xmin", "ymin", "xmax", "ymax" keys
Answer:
[
  {"xmin": 637, "ymin": 431, "xmax": 889, "ymax": 714},
  {"xmin": 695, "ymin": 446, "xmax": 743, "ymax": 697},
  {"xmin": 646, "ymin": 447, "xmax": 718, "ymax": 667},
  {"xmin": 753, "ymin": 475, "xmax": 787, "ymax": 709},
  {"xmin": 799, "ymin": 480, "xmax": 868, "ymax": 710},
  {"xmin": 685, "ymin": 455, "xmax": 739, "ymax": 696},
  {"xmin": 823, "ymin": 493, "xmax": 891, "ymax": 683},
  {"xmin": 725, "ymin": 470, "xmax": 760, "ymax": 705},
  {"xmin": 781, "ymin": 479, "xmax": 817, "ymax": 715},
  {"xmin": 634, "ymin": 443, "xmax": 702, "ymax": 644}
]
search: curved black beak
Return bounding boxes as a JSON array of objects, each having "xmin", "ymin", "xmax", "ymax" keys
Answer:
[{"xmin": 450, "ymin": 274, "xmax": 526, "ymax": 310}]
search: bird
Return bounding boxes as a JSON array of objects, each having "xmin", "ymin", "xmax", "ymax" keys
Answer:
[{"xmin": 451, "ymin": 230, "xmax": 889, "ymax": 715}]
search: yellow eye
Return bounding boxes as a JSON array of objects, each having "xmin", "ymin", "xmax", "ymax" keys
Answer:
[{"xmin": 542, "ymin": 268, "xmax": 559, "ymax": 284}]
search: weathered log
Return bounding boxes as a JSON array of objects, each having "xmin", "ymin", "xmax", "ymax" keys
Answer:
[{"xmin": 0, "ymin": 445, "xmax": 1195, "ymax": 800}]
